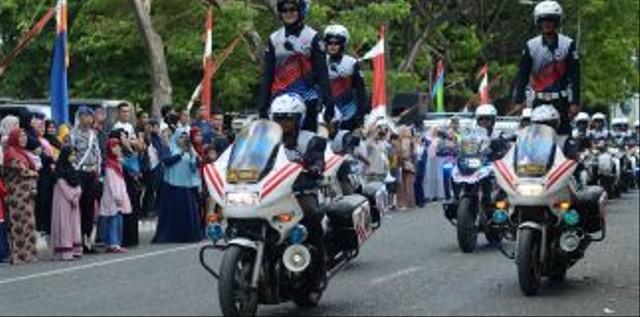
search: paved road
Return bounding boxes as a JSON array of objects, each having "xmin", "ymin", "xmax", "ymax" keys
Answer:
[{"xmin": 1, "ymin": 191, "xmax": 638, "ymax": 316}]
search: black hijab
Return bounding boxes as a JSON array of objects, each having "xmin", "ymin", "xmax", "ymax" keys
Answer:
[
  {"xmin": 44, "ymin": 120, "xmax": 62, "ymax": 149},
  {"xmin": 55, "ymin": 146, "xmax": 80, "ymax": 187}
]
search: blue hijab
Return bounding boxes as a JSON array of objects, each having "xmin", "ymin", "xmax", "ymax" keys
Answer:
[{"xmin": 164, "ymin": 128, "xmax": 201, "ymax": 188}]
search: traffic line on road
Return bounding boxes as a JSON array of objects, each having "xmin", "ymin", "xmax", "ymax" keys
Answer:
[
  {"xmin": 369, "ymin": 267, "xmax": 422, "ymax": 285},
  {"xmin": 0, "ymin": 244, "xmax": 200, "ymax": 286}
]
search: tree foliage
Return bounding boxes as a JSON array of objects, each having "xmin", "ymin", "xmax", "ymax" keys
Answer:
[{"xmin": 0, "ymin": 0, "xmax": 638, "ymax": 115}]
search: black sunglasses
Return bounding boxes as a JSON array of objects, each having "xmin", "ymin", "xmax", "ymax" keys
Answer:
[
  {"xmin": 326, "ymin": 41, "xmax": 342, "ymax": 46},
  {"xmin": 273, "ymin": 114, "xmax": 295, "ymax": 122},
  {"xmin": 279, "ymin": 5, "xmax": 298, "ymax": 13}
]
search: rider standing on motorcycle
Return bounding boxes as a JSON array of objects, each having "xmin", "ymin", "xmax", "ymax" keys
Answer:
[
  {"xmin": 513, "ymin": 0, "xmax": 581, "ymax": 148},
  {"xmin": 259, "ymin": 0, "xmax": 335, "ymax": 133},
  {"xmin": 323, "ymin": 24, "xmax": 368, "ymax": 132},
  {"xmin": 270, "ymin": 93, "xmax": 328, "ymax": 291}
]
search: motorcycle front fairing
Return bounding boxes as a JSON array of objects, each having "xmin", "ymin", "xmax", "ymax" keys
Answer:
[
  {"xmin": 494, "ymin": 124, "xmax": 577, "ymax": 209},
  {"xmin": 452, "ymin": 128, "xmax": 493, "ymax": 185},
  {"xmin": 203, "ymin": 120, "xmax": 305, "ymax": 242}
]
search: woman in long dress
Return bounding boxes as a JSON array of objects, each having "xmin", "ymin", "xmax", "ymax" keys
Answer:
[
  {"xmin": 35, "ymin": 115, "xmax": 57, "ymax": 236},
  {"xmin": 0, "ymin": 179, "xmax": 9, "ymax": 262},
  {"xmin": 423, "ymin": 127, "xmax": 445, "ymax": 202},
  {"xmin": 3, "ymin": 128, "xmax": 39, "ymax": 264},
  {"xmin": 50, "ymin": 147, "xmax": 83, "ymax": 260},
  {"xmin": 153, "ymin": 128, "xmax": 203, "ymax": 243},
  {"xmin": 396, "ymin": 126, "xmax": 416, "ymax": 210}
]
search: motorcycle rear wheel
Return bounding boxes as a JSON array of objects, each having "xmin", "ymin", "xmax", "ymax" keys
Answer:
[
  {"xmin": 516, "ymin": 228, "xmax": 542, "ymax": 296},
  {"xmin": 456, "ymin": 197, "xmax": 478, "ymax": 253},
  {"xmin": 218, "ymin": 246, "xmax": 258, "ymax": 317}
]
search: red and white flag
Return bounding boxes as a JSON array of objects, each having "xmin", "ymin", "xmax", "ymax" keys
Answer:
[
  {"xmin": 361, "ymin": 25, "xmax": 387, "ymax": 121},
  {"xmin": 477, "ymin": 63, "xmax": 490, "ymax": 104},
  {"xmin": 201, "ymin": 7, "xmax": 214, "ymax": 120}
]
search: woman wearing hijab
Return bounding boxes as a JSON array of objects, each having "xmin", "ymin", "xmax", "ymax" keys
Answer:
[
  {"xmin": 153, "ymin": 128, "xmax": 202, "ymax": 243},
  {"xmin": 50, "ymin": 147, "xmax": 83, "ymax": 261},
  {"xmin": 0, "ymin": 178, "xmax": 9, "ymax": 262},
  {"xmin": 44, "ymin": 120, "xmax": 62, "ymax": 151},
  {"xmin": 423, "ymin": 127, "xmax": 445, "ymax": 203},
  {"xmin": 99, "ymin": 138, "xmax": 131, "ymax": 253},
  {"xmin": 190, "ymin": 126, "xmax": 208, "ymax": 232},
  {"xmin": 3, "ymin": 128, "xmax": 39, "ymax": 264},
  {"xmin": 1, "ymin": 116, "xmax": 21, "ymax": 169},
  {"xmin": 396, "ymin": 126, "xmax": 416, "ymax": 210},
  {"xmin": 35, "ymin": 115, "xmax": 57, "ymax": 236}
]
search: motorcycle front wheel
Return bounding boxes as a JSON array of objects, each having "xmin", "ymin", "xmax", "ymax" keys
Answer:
[
  {"xmin": 456, "ymin": 197, "xmax": 478, "ymax": 253},
  {"xmin": 516, "ymin": 227, "xmax": 542, "ymax": 296},
  {"xmin": 219, "ymin": 245, "xmax": 258, "ymax": 317}
]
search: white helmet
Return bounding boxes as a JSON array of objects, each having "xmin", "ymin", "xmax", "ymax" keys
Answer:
[
  {"xmin": 531, "ymin": 104, "xmax": 560, "ymax": 129},
  {"xmin": 522, "ymin": 107, "xmax": 532, "ymax": 119},
  {"xmin": 324, "ymin": 24, "xmax": 350, "ymax": 48},
  {"xmin": 270, "ymin": 93, "xmax": 306, "ymax": 126},
  {"xmin": 635, "ymin": 120, "xmax": 639, "ymax": 128},
  {"xmin": 534, "ymin": 0, "xmax": 563, "ymax": 27},
  {"xmin": 591, "ymin": 113, "xmax": 606, "ymax": 122},
  {"xmin": 574, "ymin": 112, "xmax": 590, "ymax": 123},
  {"xmin": 475, "ymin": 104, "xmax": 497, "ymax": 118},
  {"xmin": 611, "ymin": 117, "xmax": 629, "ymax": 127}
]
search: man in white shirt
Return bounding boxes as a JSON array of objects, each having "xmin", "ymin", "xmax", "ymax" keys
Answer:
[{"xmin": 112, "ymin": 103, "xmax": 136, "ymax": 139}]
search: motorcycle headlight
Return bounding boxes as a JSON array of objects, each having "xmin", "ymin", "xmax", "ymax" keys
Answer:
[
  {"xmin": 226, "ymin": 192, "xmax": 259, "ymax": 206},
  {"xmin": 466, "ymin": 158, "xmax": 482, "ymax": 169},
  {"xmin": 516, "ymin": 183, "xmax": 545, "ymax": 196}
]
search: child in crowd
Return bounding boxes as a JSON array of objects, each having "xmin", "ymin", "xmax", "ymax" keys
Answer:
[
  {"xmin": 99, "ymin": 138, "xmax": 131, "ymax": 253},
  {"xmin": 50, "ymin": 147, "xmax": 83, "ymax": 261}
]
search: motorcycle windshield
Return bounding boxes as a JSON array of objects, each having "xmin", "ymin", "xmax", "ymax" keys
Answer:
[
  {"xmin": 460, "ymin": 128, "xmax": 486, "ymax": 156},
  {"xmin": 227, "ymin": 120, "xmax": 282, "ymax": 184},
  {"xmin": 516, "ymin": 124, "xmax": 556, "ymax": 177}
]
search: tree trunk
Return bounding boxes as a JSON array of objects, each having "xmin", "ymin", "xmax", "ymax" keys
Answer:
[{"xmin": 129, "ymin": 0, "xmax": 172, "ymax": 118}]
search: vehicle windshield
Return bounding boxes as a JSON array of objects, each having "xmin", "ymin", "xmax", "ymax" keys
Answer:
[
  {"xmin": 460, "ymin": 128, "xmax": 487, "ymax": 156},
  {"xmin": 516, "ymin": 124, "xmax": 556, "ymax": 177},
  {"xmin": 227, "ymin": 120, "xmax": 282, "ymax": 183}
]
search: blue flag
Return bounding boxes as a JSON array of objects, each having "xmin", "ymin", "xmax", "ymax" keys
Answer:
[{"xmin": 50, "ymin": 0, "xmax": 69, "ymax": 126}]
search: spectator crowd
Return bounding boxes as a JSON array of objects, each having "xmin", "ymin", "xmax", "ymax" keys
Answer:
[
  {"xmin": 0, "ymin": 102, "xmax": 462, "ymax": 265},
  {"xmin": 0, "ymin": 102, "xmax": 232, "ymax": 264}
]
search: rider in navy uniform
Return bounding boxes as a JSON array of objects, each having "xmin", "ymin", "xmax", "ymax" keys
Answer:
[
  {"xmin": 513, "ymin": 0, "xmax": 581, "ymax": 141},
  {"xmin": 323, "ymin": 24, "xmax": 368, "ymax": 132},
  {"xmin": 259, "ymin": 0, "xmax": 335, "ymax": 133}
]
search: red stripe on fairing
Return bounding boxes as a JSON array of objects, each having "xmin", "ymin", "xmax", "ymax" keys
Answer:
[
  {"xmin": 264, "ymin": 163, "xmax": 297, "ymax": 189},
  {"xmin": 205, "ymin": 166, "xmax": 222, "ymax": 197},
  {"xmin": 324, "ymin": 155, "xmax": 342, "ymax": 172},
  {"xmin": 261, "ymin": 165, "xmax": 303, "ymax": 199},
  {"xmin": 545, "ymin": 160, "xmax": 573, "ymax": 188},
  {"xmin": 546, "ymin": 160, "xmax": 577, "ymax": 189},
  {"xmin": 495, "ymin": 161, "xmax": 515, "ymax": 191}
]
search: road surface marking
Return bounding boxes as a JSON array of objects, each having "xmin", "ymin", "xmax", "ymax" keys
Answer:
[
  {"xmin": 0, "ymin": 244, "xmax": 199, "ymax": 285},
  {"xmin": 370, "ymin": 267, "xmax": 421, "ymax": 285}
]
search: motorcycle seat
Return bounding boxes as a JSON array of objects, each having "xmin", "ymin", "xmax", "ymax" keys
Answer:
[{"xmin": 361, "ymin": 182, "xmax": 384, "ymax": 202}]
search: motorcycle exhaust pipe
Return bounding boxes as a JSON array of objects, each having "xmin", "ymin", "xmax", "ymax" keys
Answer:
[{"xmin": 283, "ymin": 244, "xmax": 312, "ymax": 273}]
